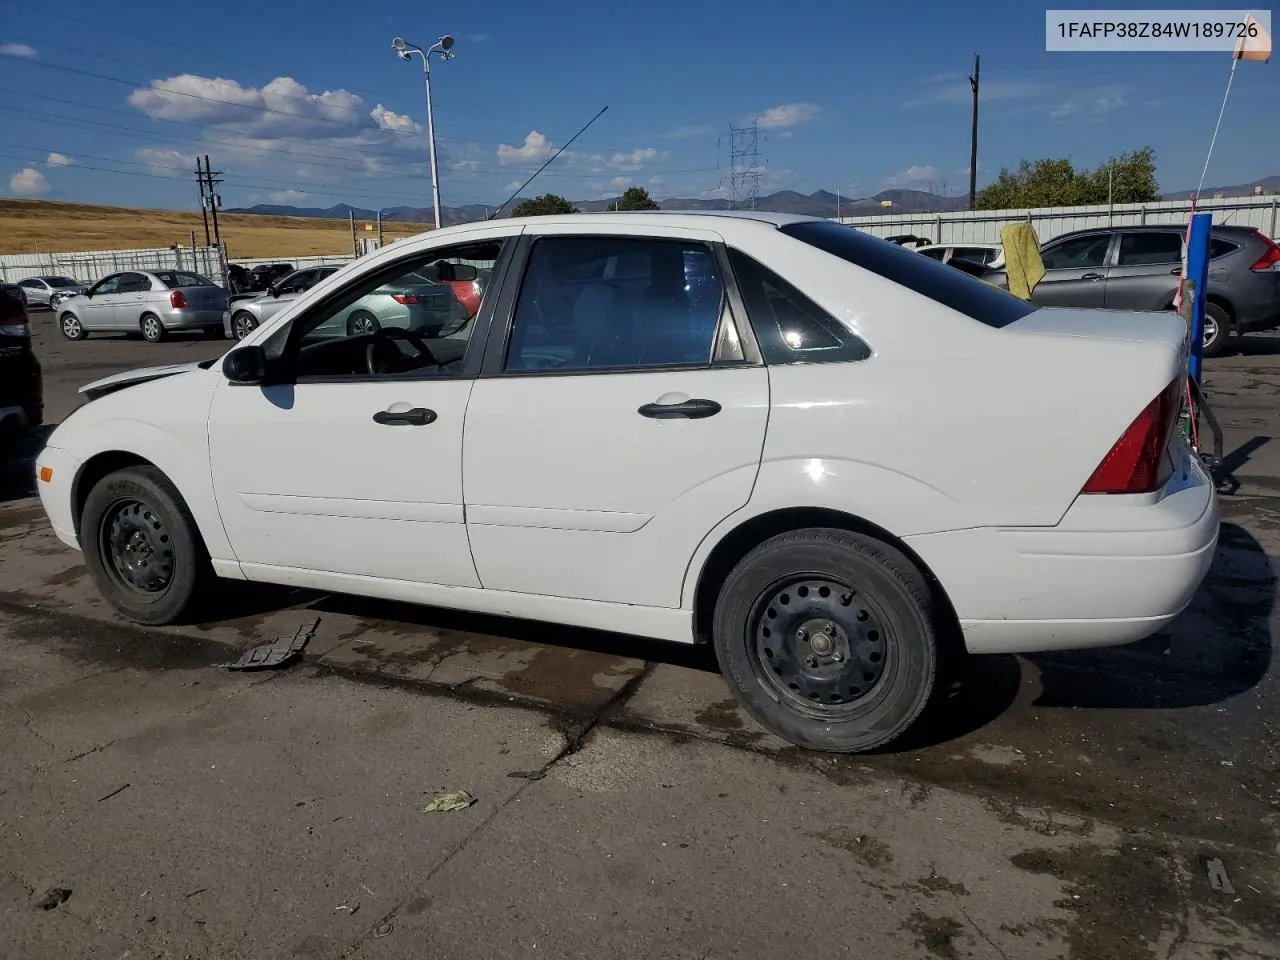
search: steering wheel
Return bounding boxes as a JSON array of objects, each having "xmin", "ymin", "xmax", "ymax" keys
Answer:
[{"xmin": 365, "ymin": 326, "xmax": 440, "ymax": 376}]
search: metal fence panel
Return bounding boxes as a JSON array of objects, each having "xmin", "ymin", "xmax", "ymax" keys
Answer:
[
  {"xmin": 835, "ymin": 196, "xmax": 1280, "ymax": 245},
  {"xmin": 0, "ymin": 245, "xmax": 228, "ymax": 285}
]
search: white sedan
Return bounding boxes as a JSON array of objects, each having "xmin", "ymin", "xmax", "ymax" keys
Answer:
[{"xmin": 33, "ymin": 212, "xmax": 1218, "ymax": 752}]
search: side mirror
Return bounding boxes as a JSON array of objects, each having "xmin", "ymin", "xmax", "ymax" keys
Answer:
[{"xmin": 223, "ymin": 345, "xmax": 268, "ymax": 384}]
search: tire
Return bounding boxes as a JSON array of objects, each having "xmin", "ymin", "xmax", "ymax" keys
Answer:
[
  {"xmin": 80, "ymin": 465, "xmax": 213, "ymax": 625},
  {"xmin": 59, "ymin": 312, "xmax": 86, "ymax": 341},
  {"xmin": 140, "ymin": 314, "xmax": 166, "ymax": 343},
  {"xmin": 231, "ymin": 312, "xmax": 258, "ymax": 341},
  {"xmin": 346, "ymin": 311, "xmax": 380, "ymax": 337},
  {"xmin": 1202, "ymin": 302, "xmax": 1230, "ymax": 358},
  {"xmin": 712, "ymin": 528, "xmax": 938, "ymax": 753}
]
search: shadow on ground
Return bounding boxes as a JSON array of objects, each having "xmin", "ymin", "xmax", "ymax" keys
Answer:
[{"xmin": 0, "ymin": 426, "xmax": 53, "ymax": 504}]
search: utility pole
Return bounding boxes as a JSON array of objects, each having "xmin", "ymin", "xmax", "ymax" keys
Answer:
[
  {"xmin": 968, "ymin": 54, "xmax": 980, "ymax": 211},
  {"xmin": 195, "ymin": 159, "xmax": 211, "ymax": 246},
  {"xmin": 376, "ymin": 209, "xmax": 383, "ymax": 246},
  {"xmin": 350, "ymin": 210, "xmax": 357, "ymax": 256},
  {"xmin": 202, "ymin": 155, "xmax": 224, "ymax": 248}
]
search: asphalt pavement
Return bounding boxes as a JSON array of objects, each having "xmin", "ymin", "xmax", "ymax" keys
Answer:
[{"xmin": 1, "ymin": 316, "xmax": 1278, "ymax": 959}]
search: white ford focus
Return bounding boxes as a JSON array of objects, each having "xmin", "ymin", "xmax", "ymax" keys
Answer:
[{"xmin": 34, "ymin": 212, "xmax": 1218, "ymax": 752}]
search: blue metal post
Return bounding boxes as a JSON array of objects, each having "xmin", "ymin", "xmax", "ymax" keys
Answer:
[{"xmin": 1186, "ymin": 212, "xmax": 1212, "ymax": 384}]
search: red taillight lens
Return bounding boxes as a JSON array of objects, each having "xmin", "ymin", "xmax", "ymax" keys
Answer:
[
  {"xmin": 1081, "ymin": 379, "xmax": 1181, "ymax": 495},
  {"xmin": 392, "ymin": 293, "xmax": 419, "ymax": 305},
  {"xmin": 170, "ymin": 290, "xmax": 189, "ymax": 309},
  {"xmin": 1250, "ymin": 235, "xmax": 1280, "ymax": 272}
]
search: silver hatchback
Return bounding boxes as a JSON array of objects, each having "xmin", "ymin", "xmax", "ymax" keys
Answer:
[{"xmin": 57, "ymin": 270, "xmax": 228, "ymax": 343}]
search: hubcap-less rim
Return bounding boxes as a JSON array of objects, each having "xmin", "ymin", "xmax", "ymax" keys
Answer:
[
  {"xmin": 351, "ymin": 315, "xmax": 376, "ymax": 335},
  {"xmin": 63, "ymin": 316, "xmax": 80, "ymax": 337},
  {"xmin": 750, "ymin": 577, "xmax": 890, "ymax": 715},
  {"xmin": 233, "ymin": 315, "xmax": 255, "ymax": 340},
  {"xmin": 101, "ymin": 500, "xmax": 174, "ymax": 594},
  {"xmin": 144, "ymin": 318, "xmax": 160, "ymax": 340},
  {"xmin": 1203, "ymin": 315, "xmax": 1218, "ymax": 347}
]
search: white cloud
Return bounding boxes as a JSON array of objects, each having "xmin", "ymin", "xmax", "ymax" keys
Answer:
[
  {"xmin": 778, "ymin": 131, "xmax": 794, "ymax": 139},
  {"xmin": 751, "ymin": 103, "xmax": 819, "ymax": 129},
  {"xmin": 504, "ymin": 180, "xmax": 523, "ymax": 191},
  {"xmin": 883, "ymin": 164, "xmax": 940, "ymax": 189},
  {"xmin": 45, "ymin": 152, "xmax": 73, "ymax": 167},
  {"xmin": 464, "ymin": 33, "xmax": 491, "ymax": 43},
  {"xmin": 497, "ymin": 130, "xmax": 552, "ymax": 164},
  {"xmin": 450, "ymin": 159, "xmax": 481, "ymax": 172},
  {"xmin": 129, "ymin": 74, "xmax": 367, "ymax": 136},
  {"xmin": 610, "ymin": 176, "xmax": 630, "ymax": 189},
  {"xmin": 609, "ymin": 147, "xmax": 658, "ymax": 169},
  {"xmin": 0, "ymin": 43, "xmax": 36, "ymax": 58},
  {"xmin": 371, "ymin": 103, "xmax": 419, "ymax": 134},
  {"xmin": 268, "ymin": 189, "xmax": 309, "ymax": 204},
  {"xmin": 1051, "ymin": 89, "xmax": 1127, "ymax": 121},
  {"xmin": 9, "ymin": 167, "xmax": 49, "ymax": 195},
  {"xmin": 134, "ymin": 147, "xmax": 199, "ymax": 178}
]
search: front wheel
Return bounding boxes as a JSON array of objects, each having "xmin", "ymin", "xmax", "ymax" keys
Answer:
[
  {"xmin": 80, "ymin": 466, "xmax": 212, "ymax": 624},
  {"xmin": 231, "ymin": 312, "xmax": 258, "ymax": 341},
  {"xmin": 712, "ymin": 529, "xmax": 939, "ymax": 753},
  {"xmin": 60, "ymin": 313, "xmax": 86, "ymax": 341},
  {"xmin": 140, "ymin": 314, "xmax": 166, "ymax": 343}
]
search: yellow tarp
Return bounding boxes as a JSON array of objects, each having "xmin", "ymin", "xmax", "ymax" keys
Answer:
[{"xmin": 1000, "ymin": 222, "xmax": 1045, "ymax": 301}]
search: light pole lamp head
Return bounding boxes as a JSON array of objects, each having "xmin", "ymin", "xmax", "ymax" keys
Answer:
[
  {"xmin": 392, "ymin": 37, "xmax": 413, "ymax": 60},
  {"xmin": 440, "ymin": 35, "xmax": 455, "ymax": 51}
]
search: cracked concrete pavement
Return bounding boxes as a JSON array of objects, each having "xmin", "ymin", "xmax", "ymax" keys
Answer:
[{"xmin": 0, "ymin": 323, "xmax": 1277, "ymax": 958}]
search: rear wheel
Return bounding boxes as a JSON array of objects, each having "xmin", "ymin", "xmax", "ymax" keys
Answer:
[
  {"xmin": 60, "ymin": 313, "xmax": 86, "ymax": 341},
  {"xmin": 346, "ymin": 311, "xmax": 380, "ymax": 336},
  {"xmin": 140, "ymin": 313, "xmax": 166, "ymax": 343},
  {"xmin": 1202, "ymin": 302, "xmax": 1229, "ymax": 357},
  {"xmin": 712, "ymin": 529, "xmax": 938, "ymax": 752},
  {"xmin": 80, "ymin": 466, "xmax": 212, "ymax": 625}
]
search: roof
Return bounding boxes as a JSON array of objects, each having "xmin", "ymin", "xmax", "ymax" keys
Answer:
[{"xmin": 432, "ymin": 209, "xmax": 821, "ymax": 235}]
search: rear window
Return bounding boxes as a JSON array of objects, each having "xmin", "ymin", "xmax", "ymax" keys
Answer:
[
  {"xmin": 44, "ymin": 276, "xmax": 80, "ymax": 288},
  {"xmin": 152, "ymin": 271, "xmax": 214, "ymax": 288},
  {"xmin": 779, "ymin": 221, "xmax": 1036, "ymax": 329}
]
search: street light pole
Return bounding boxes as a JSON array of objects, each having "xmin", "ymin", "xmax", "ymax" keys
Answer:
[{"xmin": 393, "ymin": 35, "xmax": 455, "ymax": 230}]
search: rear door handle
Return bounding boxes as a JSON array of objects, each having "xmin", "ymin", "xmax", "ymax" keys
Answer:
[
  {"xmin": 372, "ymin": 407, "xmax": 437, "ymax": 426},
  {"xmin": 1081, "ymin": 272, "xmax": 1105, "ymax": 281},
  {"xmin": 637, "ymin": 398, "xmax": 721, "ymax": 420}
]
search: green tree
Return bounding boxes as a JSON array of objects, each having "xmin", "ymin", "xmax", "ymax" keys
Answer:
[
  {"xmin": 976, "ymin": 148, "xmax": 1158, "ymax": 210},
  {"xmin": 511, "ymin": 193, "xmax": 578, "ymax": 216},
  {"xmin": 608, "ymin": 186, "xmax": 661, "ymax": 211}
]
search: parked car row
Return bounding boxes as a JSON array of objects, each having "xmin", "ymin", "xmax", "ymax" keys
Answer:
[{"xmin": 924, "ymin": 225, "xmax": 1280, "ymax": 355}]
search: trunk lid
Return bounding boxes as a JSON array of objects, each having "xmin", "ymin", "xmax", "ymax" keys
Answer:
[
  {"xmin": 1003, "ymin": 307, "xmax": 1188, "ymax": 356},
  {"xmin": 180, "ymin": 285, "xmax": 228, "ymax": 309}
]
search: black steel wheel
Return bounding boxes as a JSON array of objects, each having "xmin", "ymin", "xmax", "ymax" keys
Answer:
[
  {"xmin": 80, "ymin": 465, "xmax": 212, "ymax": 624},
  {"xmin": 712, "ymin": 528, "xmax": 939, "ymax": 753},
  {"xmin": 101, "ymin": 500, "xmax": 175, "ymax": 595},
  {"xmin": 750, "ymin": 577, "xmax": 890, "ymax": 714}
]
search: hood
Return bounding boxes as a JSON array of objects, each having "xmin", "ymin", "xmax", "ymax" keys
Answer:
[{"xmin": 79, "ymin": 360, "xmax": 209, "ymax": 401}]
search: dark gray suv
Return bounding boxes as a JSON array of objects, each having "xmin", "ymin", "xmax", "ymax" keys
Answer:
[{"xmin": 988, "ymin": 225, "xmax": 1280, "ymax": 355}]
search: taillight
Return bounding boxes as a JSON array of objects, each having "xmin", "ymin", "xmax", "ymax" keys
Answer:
[
  {"xmin": 170, "ymin": 290, "xmax": 189, "ymax": 309},
  {"xmin": 1081, "ymin": 379, "xmax": 1181, "ymax": 495},
  {"xmin": 0, "ymin": 322, "xmax": 30, "ymax": 338},
  {"xmin": 1249, "ymin": 231, "xmax": 1280, "ymax": 272},
  {"xmin": 391, "ymin": 293, "xmax": 419, "ymax": 305}
]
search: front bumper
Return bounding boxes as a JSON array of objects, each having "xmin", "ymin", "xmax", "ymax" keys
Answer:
[
  {"xmin": 906, "ymin": 448, "xmax": 1219, "ymax": 655},
  {"xmin": 33, "ymin": 443, "xmax": 82, "ymax": 550}
]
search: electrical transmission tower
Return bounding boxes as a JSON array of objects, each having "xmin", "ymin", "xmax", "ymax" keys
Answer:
[{"xmin": 726, "ymin": 120, "xmax": 760, "ymax": 210}]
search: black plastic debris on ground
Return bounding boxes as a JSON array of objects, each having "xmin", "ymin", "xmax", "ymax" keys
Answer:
[
  {"xmin": 223, "ymin": 619, "xmax": 320, "ymax": 671},
  {"xmin": 35, "ymin": 888, "xmax": 71, "ymax": 911}
]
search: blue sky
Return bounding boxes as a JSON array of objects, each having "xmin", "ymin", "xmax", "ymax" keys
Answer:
[{"xmin": 0, "ymin": 0, "xmax": 1277, "ymax": 211}]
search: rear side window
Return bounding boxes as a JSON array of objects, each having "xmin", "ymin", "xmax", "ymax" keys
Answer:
[
  {"xmin": 779, "ymin": 220, "xmax": 1035, "ymax": 329},
  {"xmin": 1209, "ymin": 238, "xmax": 1239, "ymax": 259},
  {"xmin": 729, "ymin": 249, "xmax": 870, "ymax": 364},
  {"xmin": 153, "ymin": 271, "xmax": 214, "ymax": 288},
  {"xmin": 1117, "ymin": 233, "xmax": 1182, "ymax": 266},
  {"xmin": 1040, "ymin": 234, "xmax": 1111, "ymax": 269}
]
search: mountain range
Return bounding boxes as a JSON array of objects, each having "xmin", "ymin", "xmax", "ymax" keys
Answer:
[{"xmin": 228, "ymin": 178, "xmax": 1280, "ymax": 226}]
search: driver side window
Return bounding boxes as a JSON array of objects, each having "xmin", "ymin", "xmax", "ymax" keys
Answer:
[
  {"xmin": 281, "ymin": 240, "xmax": 506, "ymax": 382},
  {"xmin": 92, "ymin": 275, "xmax": 123, "ymax": 296}
]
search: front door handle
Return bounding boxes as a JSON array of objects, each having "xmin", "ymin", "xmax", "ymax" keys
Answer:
[
  {"xmin": 1081, "ymin": 272, "xmax": 1105, "ymax": 281},
  {"xmin": 372, "ymin": 407, "xmax": 437, "ymax": 426},
  {"xmin": 637, "ymin": 398, "xmax": 721, "ymax": 420}
]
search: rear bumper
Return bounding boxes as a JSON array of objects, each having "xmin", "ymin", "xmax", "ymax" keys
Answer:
[
  {"xmin": 163, "ymin": 307, "xmax": 225, "ymax": 330},
  {"xmin": 906, "ymin": 448, "xmax": 1218, "ymax": 655}
]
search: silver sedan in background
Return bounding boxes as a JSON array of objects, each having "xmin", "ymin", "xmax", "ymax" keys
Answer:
[
  {"xmin": 56, "ymin": 270, "xmax": 228, "ymax": 343},
  {"xmin": 17, "ymin": 275, "xmax": 88, "ymax": 309},
  {"xmin": 224, "ymin": 265, "xmax": 341, "ymax": 340}
]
